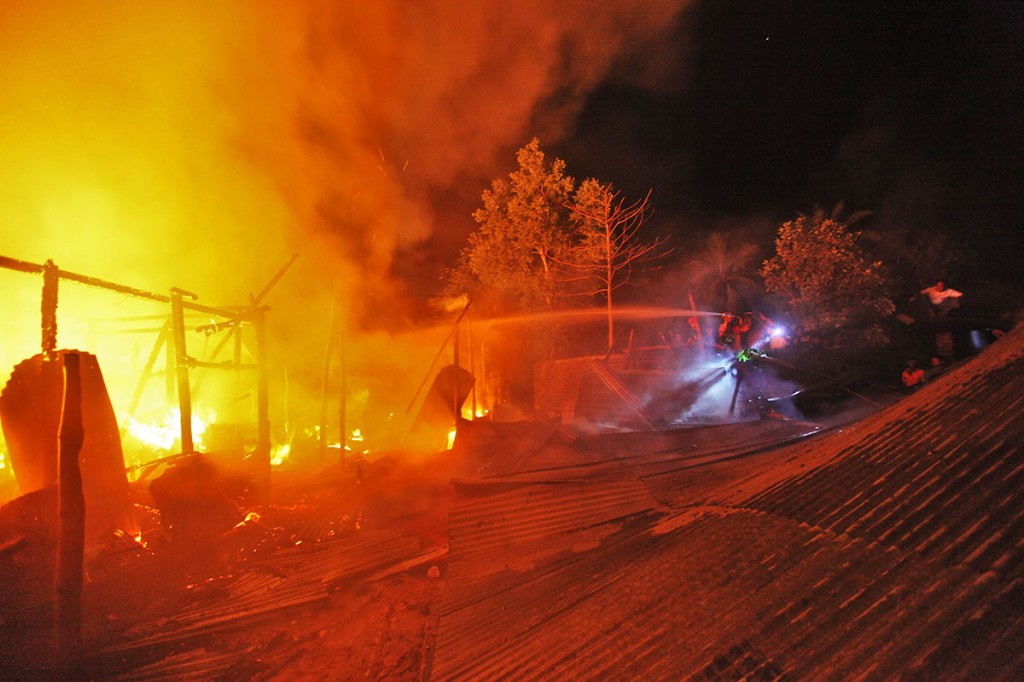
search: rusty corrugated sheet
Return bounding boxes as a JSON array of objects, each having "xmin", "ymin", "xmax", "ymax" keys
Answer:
[
  {"xmin": 743, "ymin": 331, "xmax": 1024, "ymax": 581},
  {"xmin": 444, "ymin": 479, "xmax": 658, "ymax": 609},
  {"xmin": 107, "ymin": 648, "xmax": 239, "ymax": 681},
  {"xmin": 432, "ymin": 478, "xmax": 665, "ymax": 680},
  {"xmin": 98, "ymin": 529, "xmax": 423, "ymax": 677},
  {"xmin": 427, "ymin": 326, "xmax": 1024, "ymax": 680}
]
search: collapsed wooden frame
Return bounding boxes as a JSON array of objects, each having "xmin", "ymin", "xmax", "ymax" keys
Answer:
[{"xmin": 0, "ymin": 254, "xmax": 288, "ymax": 489}]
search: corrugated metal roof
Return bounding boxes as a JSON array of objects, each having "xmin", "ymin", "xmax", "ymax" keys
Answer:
[
  {"xmin": 427, "ymin": 325, "xmax": 1024, "ymax": 680},
  {"xmin": 95, "ymin": 529, "xmax": 424, "ymax": 677},
  {"xmin": 742, "ymin": 328, "xmax": 1024, "ymax": 581}
]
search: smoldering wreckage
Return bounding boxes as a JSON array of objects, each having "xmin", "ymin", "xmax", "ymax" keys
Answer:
[{"xmin": 2, "ymin": 254, "xmax": 1023, "ymax": 681}]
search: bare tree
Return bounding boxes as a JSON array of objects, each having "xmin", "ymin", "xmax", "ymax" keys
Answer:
[{"xmin": 563, "ymin": 179, "xmax": 670, "ymax": 352}]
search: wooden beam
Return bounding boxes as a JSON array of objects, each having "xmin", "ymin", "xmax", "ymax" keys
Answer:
[{"xmin": 170, "ymin": 291, "xmax": 194, "ymax": 453}]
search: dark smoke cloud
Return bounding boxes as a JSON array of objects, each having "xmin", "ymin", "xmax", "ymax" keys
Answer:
[
  {"xmin": 271, "ymin": 0, "xmax": 691, "ymax": 321},
  {"xmin": 0, "ymin": 0, "xmax": 692, "ymax": 446}
]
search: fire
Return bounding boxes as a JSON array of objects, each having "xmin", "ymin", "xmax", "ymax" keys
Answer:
[
  {"xmin": 123, "ymin": 407, "xmax": 213, "ymax": 456},
  {"xmin": 343, "ymin": 428, "xmax": 373, "ymax": 456},
  {"xmin": 0, "ymin": 3, "xmax": 508, "ymax": 480},
  {"xmin": 233, "ymin": 511, "xmax": 262, "ymax": 529},
  {"xmin": 0, "ymin": 444, "xmax": 13, "ymax": 497},
  {"xmin": 270, "ymin": 443, "xmax": 291, "ymax": 467},
  {"xmin": 462, "ymin": 406, "xmax": 490, "ymax": 420},
  {"xmin": 134, "ymin": 532, "xmax": 147, "ymax": 549}
]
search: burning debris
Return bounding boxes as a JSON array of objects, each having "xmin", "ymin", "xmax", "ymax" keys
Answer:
[{"xmin": 0, "ymin": 253, "xmax": 473, "ymax": 678}]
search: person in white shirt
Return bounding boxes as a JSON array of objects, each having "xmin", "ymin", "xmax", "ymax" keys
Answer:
[{"xmin": 913, "ymin": 280, "xmax": 963, "ymax": 316}]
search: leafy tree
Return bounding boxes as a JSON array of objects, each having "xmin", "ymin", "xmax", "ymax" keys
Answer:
[
  {"xmin": 760, "ymin": 210, "xmax": 894, "ymax": 347},
  {"xmin": 562, "ymin": 179, "xmax": 669, "ymax": 351},
  {"xmin": 687, "ymin": 231, "xmax": 762, "ymax": 313},
  {"xmin": 446, "ymin": 138, "xmax": 575, "ymax": 311}
]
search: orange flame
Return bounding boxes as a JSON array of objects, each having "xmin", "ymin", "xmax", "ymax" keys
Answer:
[{"xmin": 123, "ymin": 407, "xmax": 213, "ymax": 459}]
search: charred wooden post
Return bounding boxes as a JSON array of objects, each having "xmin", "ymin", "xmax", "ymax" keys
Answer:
[
  {"xmin": 252, "ymin": 300, "xmax": 271, "ymax": 501},
  {"xmin": 128, "ymin": 319, "xmax": 170, "ymax": 417},
  {"xmin": 452, "ymin": 321, "xmax": 462, "ymax": 421},
  {"xmin": 169, "ymin": 289, "xmax": 194, "ymax": 453},
  {"xmin": 39, "ymin": 262, "xmax": 63, "ymax": 491},
  {"xmin": 406, "ymin": 299, "xmax": 472, "ymax": 415},
  {"xmin": 253, "ymin": 252, "xmax": 299, "ymax": 304},
  {"xmin": 234, "ymin": 318, "xmax": 243, "ymax": 363},
  {"xmin": 165, "ymin": 321, "xmax": 176, "ymax": 403},
  {"xmin": 191, "ymin": 322, "xmax": 239, "ymax": 397},
  {"xmin": 468, "ymin": 319, "xmax": 477, "ymax": 418},
  {"xmin": 728, "ymin": 365, "xmax": 743, "ymax": 417},
  {"xmin": 339, "ymin": 338, "xmax": 347, "ymax": 467},
  {"xmin": 41, "ymin": 259, "xmax": 59, "ymax": 361},
  {"xmin": 55, "ymin": 352, "xmax": 85, "ymax": 672},
  {"xmin": 320, "ymin": 288, "xmax": 337, "ymax": 461}
]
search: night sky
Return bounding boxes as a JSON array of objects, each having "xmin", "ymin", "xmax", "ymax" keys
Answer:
[{"xmin": 548, "ymin": 0, "xmax": 1023, "ymax": 285}]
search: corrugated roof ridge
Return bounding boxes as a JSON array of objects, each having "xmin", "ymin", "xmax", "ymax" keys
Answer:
[{"xmin": 736, "ymin": 332, "xmax": 1024, "ymax": 579}]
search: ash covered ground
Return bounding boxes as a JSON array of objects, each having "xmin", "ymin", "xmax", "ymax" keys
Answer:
[{"xmin": 1, "ymin": 445, "xmax": 460, "ymax": 681}]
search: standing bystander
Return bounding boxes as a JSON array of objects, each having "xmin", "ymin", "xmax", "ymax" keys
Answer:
[{"xmin": 912, "ymin": 280, "xmax": 963, "ymax": 317}]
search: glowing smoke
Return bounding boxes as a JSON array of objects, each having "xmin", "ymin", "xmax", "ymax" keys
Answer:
[{"xmin": 0, "ymin": 1, "xmax": 690, "ymax": 471}]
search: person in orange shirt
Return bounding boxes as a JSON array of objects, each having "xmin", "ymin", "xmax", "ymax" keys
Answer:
[{"xmin": 901, "ymin": 358, "xmax": 925, "ymax": 390}]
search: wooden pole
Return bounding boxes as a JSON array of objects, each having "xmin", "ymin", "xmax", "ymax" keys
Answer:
[
  {"xmin": 2, "ymin": 253, "xmax": 246, "ymax": 318},
  {"xmin": 56, "ymin": 352, "xmax": 85, "ymax": 673},
  {"xmin": 234, "ymin": 320, "xmax": 243, "ymax": 364},
  {"xmin": 252, "ymin": 299, "xmax": 271, "ymax": 502},
  {"xmin": 320, "ymin": 287, "xmax": 338, "ymax": 461},
  {"xmin": 405, "ymin": 299, "xmax": 472, "ymax": 415},
  {"xmin": 191, "ymin": 325, "xmax": 238, "ymax": 397},
  {"xmin": 169, "ymin": 290, "xmax": 194, "ymax": 453},
  {"xmin": 729, "ymin": 366, "xmax": 743, "ymax": 416},
  {"xmin": 253, "ymin": 252, "xmax": 299, "ymax": 304},
  {"xmin": 42, "ymin": 260, "xmax": 59, "ymax": 360},
  {"xmin": 468, "ymin": 318, "xmax": 477, "ymax": 419},
  {"xmin": 452, "ymin": 321, "xmax": 461, "ymax": 420},
  {"xmin": 127, "ymin": 319, "xmax": 170, "ymax": 417},
  {"xmin": 339, "ymin": 334, "xmax": 347, "ymax": 467}
]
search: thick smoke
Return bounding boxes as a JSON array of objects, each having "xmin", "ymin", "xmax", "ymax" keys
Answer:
[
  {"xmin": 0, "ymin": 1, "xmax": 689, "ymax": 464},
  {"xmin": 1, "ymin": 0, "xmax": 689, "ymax": 319},
  {"xmin": 274, "ymin": 1, "xmax": 689, "ymax": 316}
]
